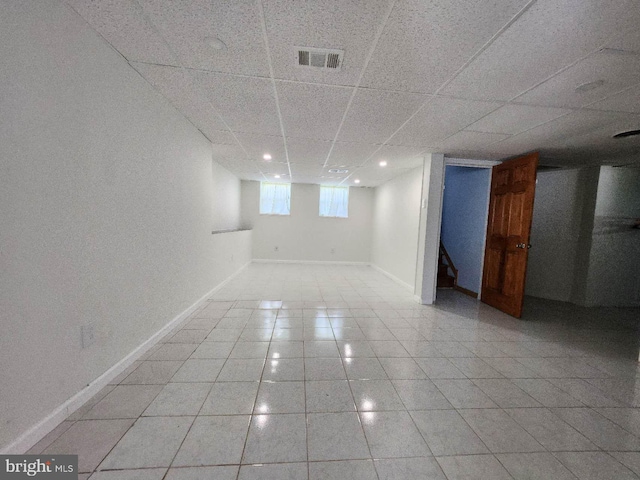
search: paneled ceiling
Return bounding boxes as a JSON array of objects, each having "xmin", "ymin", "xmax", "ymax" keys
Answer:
[{"xmin": 66, "ymin": 0, "xmax": 640, "ymax": 186}]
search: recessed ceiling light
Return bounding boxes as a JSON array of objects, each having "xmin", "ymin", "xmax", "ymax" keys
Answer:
[
  {"xmin": 206, "ymin": 36, "xmax": 227, "ymax": 50},
  {"xmin": 263, "ymin": 153, "xmax": 272, "ymax": 161},
  {"xmin": 274, "ymin": 174, "xmax": 281, "ymax": 179},
  {"xmin": 354, "ymin": 179, "xmax": 360, "ymax": 184},
  {"xmin": 379, "ymin": 160, "xmax": 387, "ymax": 167}
]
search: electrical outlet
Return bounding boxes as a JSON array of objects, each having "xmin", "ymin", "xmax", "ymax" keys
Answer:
[
  {"xmin": 81, "ymin": 324, "xmax": 95, "ymax": 348},
  {"xmin": 331, "ymin": 248, "xmax": 335, "ymax": 254},
  {"xmin": 274, "ymin": 246, "xmax": 279, "ymax": 252}
]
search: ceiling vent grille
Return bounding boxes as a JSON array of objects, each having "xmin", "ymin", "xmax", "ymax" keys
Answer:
[{"xmin": 296, "ymin": 47, "xmax": 344, "ymax": 71}]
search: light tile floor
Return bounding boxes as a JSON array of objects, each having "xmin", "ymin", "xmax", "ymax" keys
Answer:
[{"xmin": 28, "ymin": 264, "xmax": 640, "ymax": 479}]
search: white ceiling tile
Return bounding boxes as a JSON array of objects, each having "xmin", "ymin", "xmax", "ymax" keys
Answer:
[
  {"xmin": 603, "ymin": 26, "xmax": 640, "ymax": 54},
  {"xmin": 131, "ymin": 62, "xmax": 233, "ymax": 139},
  {"xmin": 488, "ymin": 109, "xmax": 632, "ymax": 157},
  {"xmin": 326, "ymin": 142, "xmax": 382, "ymax": 167},
  {"xmin": 467, "ymin": 104, "xmax": 572, "ymax": 134},
  {"xmin": 258, "ymin": 161, "xmax": 290, "ymax": 175},
  {"xmin": 276, "ymin": 81, "xmax": 353, "ymax": 140},
  {"xmin": 70, "ymin": 0, "xmax": 640, "ymax": 180},
  {"xmin": 437, "ymin": 131, "xmax": 511, "ymax": 152},
  {"xmin": 361, "ymin": 0, "xmax": 531, "ymax": 93},
  {"xmin": 290, "ymin": 164, "xmax": 323, "ymax": 178},
  {"xmin": 286, "ymin": 137, "xmax": 333, "ymax": 166},
  {"xmin": 388, "ymin": 96, "xmax": 502, "ymax": 147},
  {"xmin": 320, "ymin": 166, "xmax": 350, "ymax": 181},
  {"xmin": 368, "ymin": 145, "xmax": 425, "ymax": 169},
  {"xmin": 210, "ymin": 143, "xmax": 246, "ymax": 159},
  {"xmin": 587, "ymin": 83, "xmax": 640, "ymax": 114},
  {"xmin": 203, "ymin": 130, "xmax": 238, "ymax": 146},
  {"xmin": 66, "ymin": 0, "xmax": 175, "ymax": 64},
  {"xmin": 138, "ymin": 0, "xmax": 269, "ymax": 76},
  {"xmin": 442, "ymin": 0, "xmax": 640, "ymax": 101},
  {"xmin": 336, "ymin": 89, "xmax": 429, "ymax": 144},
  {"xmin": 347, "ymin": 166, "xmax": 416, "ymax": 186},
  {"xmin": 514, "ymin": 51, "xmax": 640, "ymax": 108},
  {"xmin": 233, "ymin": 132, "xmax": 287, "ymax": 163},
  {"xmin": 214, "ymin": 157, "xmax": 265, "ymax": 181},
  {"xmin": 262, "ymin": 0, "xmax": 390, "ymax": 86},
  {"xmin": 556, "ymin": 113, "xmax": 640, "ymax": 150},
  {"xmin": 194, "ymin": 71, "xmax": 281, "ymax": 136}
]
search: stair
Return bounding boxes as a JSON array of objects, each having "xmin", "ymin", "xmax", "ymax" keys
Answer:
[{"xmin": 437, "ymin": 244, "xmax": 457, "ymax": 288}]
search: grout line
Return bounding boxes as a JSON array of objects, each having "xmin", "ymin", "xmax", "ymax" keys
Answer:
[{"xmin": 59, "ymin": 267, "xmax": 640, "ymax": 476}]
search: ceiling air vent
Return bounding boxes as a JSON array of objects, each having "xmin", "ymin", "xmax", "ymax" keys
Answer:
[
  {"xmin": 328, "ymin": 168, "xmax": 349, "ymax": 174},
  {"xmin": 296, "ymin": 47, "xmax": 344, "ymax": 71}
]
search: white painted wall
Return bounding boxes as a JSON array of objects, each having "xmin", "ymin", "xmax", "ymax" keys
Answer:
[
  {"xmin": 371, "ymin": 167, "xmax": 423, "ymax": 290},
  {"xmin": 0, "ymin": 2, "xmax": 250, "ymax": 451},
  {"xmin": 526, "ymin": 169, "xmax": 584, "ymax": 302},
  {"xmin": 526, "ymin": 166, "xmax": 640, "ymax": 307},
  {"xmin": 585, "ymin": 166, "xmax": 640, "ymax": 306},
  {"xmin": 212, "ymin": 161, "xmax": 241, "ymax": 231},
  {"xmin": 241, "ymin": 181, "xmax": 374, "ymax": 263}
]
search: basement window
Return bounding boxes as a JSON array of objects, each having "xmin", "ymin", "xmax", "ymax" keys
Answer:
[
  {"xmin": 319, "ymin": 186, "xmax": 349, "ymax": 218},
  {"xmin": 260, "ymin": 182, "xmax": 291, "ymax": 215}
]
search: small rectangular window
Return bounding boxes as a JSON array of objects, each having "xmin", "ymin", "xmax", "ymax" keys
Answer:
[
  {"xmin": 319, "ymin": 186, "xmax": 349, "ymax": 218},
  {"xmin": 260, "ymin": 182, "xmax": 291, "ymax": 215}
]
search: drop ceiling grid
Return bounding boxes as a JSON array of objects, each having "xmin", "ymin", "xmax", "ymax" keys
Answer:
[
  {"xmin": 337, "ymin": 0, "xmax": 539, "ymax": 185},
  {"xmin": 587, "ymin": 82, "xmax": 640, "ymax": 114},
  {"xmin": 64, "ymin": 0, "xmax": 640, "ymax": 185},
  {"xmin": 510, "ymin": 22, "xmax": 640, "ymax": 108},
  {"xmin": 359, "ymin": 0, "xmax": 536, "ymax": 94},
  {"xmin": 441, "ymin": 0, "xmax": 640, "ymax": 102},
  {"xmin": 138, "ymin": 0, "xmax": 271, "ymax": 76},
  {"xmin": 116, "ymin": 0, "xmax": 267, "ymax": 181},
  {"xmin": 256, "ymin": 0, "xmax": 293, "ymax": 182},
  {"xmin": 317, "ymin": 0, "xmax": 398, "ymax": 171},
  {"xmin": 65, "ymin": 0, "xmax": 175, "ymax": 64},
  {"xmin": 260, "ymin": 0, "xmax": 392, "ymax": 87},
  {"xmin": 433, "ymin": 9, "xmax": 640, "ymax": 160},
  {"xmin": 513, "ymin": 53, "xmax": 640, "ymax": 109}
]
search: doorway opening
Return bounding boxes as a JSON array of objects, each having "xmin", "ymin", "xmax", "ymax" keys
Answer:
[{"xmin": 437, "ymin": 164, "xmax": 492, "ymax": 299}]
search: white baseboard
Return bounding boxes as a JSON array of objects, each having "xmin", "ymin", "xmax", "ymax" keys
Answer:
[
  {"xmin": 370, "ymin": 264, "xmax": 415, "ymax": 293},
  {"xmin": 252, "ymin": 259, "xmax": 370, "ymax": 266},
  {"xmin": 2, "ymin": 261, "xmax": 251, "ymax": 455}
]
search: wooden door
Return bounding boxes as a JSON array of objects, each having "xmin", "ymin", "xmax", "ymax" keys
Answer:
[{"xmin": 481, "ymin": 152, "xmax": 538, "ymax": 318}]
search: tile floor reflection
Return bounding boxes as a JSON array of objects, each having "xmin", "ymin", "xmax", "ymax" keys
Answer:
[{"xmin": 28, "ymin": 264, "xmax": 640, "ymax": 479}]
